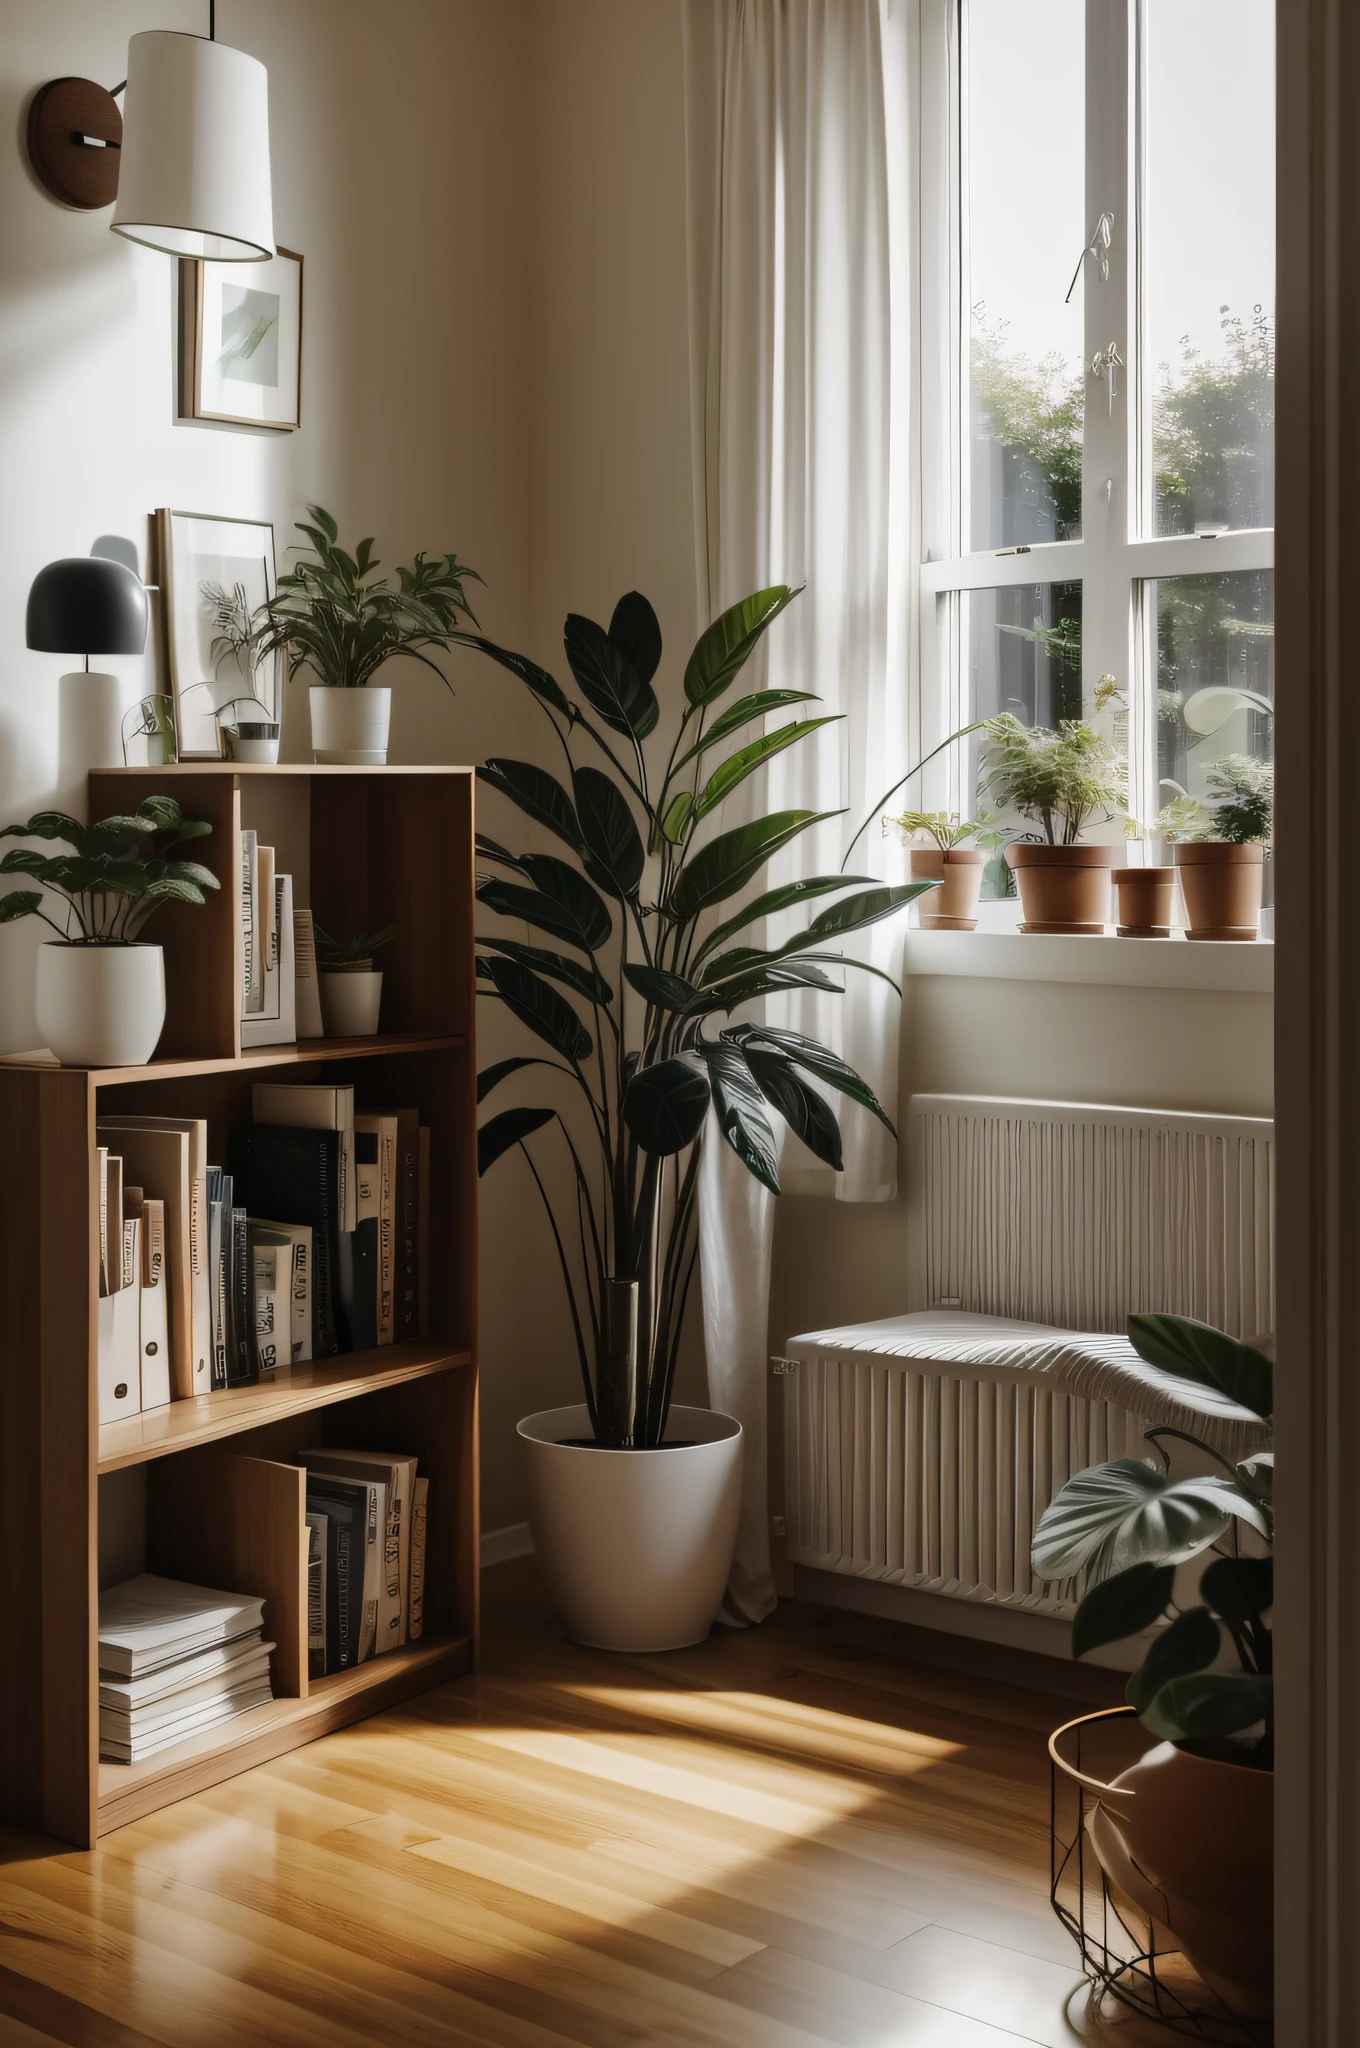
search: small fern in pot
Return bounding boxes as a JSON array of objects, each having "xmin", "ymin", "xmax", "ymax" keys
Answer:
[
  {"xmin": 1166, "ymin": 754, "xmax": 1273, "ymax": 941},
  {"xmin": 980, "ymin": 713, "xmax": 1126, "ymax": 932}
]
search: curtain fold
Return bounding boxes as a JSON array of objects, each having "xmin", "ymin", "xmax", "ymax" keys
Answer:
[{"xmin": 683, "ymin": 0, "xmax": 919, "ymax": 1621}]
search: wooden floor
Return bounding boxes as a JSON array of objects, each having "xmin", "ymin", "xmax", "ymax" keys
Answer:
[{"xmin": 0, "ymin": 1560, "xmax": 1179, "ymax": 2048}]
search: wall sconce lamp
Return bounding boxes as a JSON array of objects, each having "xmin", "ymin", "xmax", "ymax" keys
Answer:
[{"xmin": 26, "ymin": 3, "xmax": 274, "ymax": 263}]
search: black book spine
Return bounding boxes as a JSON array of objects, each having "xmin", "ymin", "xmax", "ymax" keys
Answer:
[
  {"xmin": 309, "ymin": 1489, "xmax": 357, "ymax": 1671},
  {"xmin": 227, "ymin": 1207, "xmax": 256, "ymax": 1385},
  {"xmin": 396, "ymin": 1131, "xmax": 418, "ymax": 1339},
  {"xmin": 227, "ymin": 1127, "xmax": 346, "ymax": 1357}
]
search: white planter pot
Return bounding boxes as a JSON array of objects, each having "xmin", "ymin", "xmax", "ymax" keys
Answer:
[
  {"xmin": 225, "ymin": 724, "xmax": 281, "ymax": 764},
  {"xmin": 518, "ymin": 1403, "xmax": 743, "ymax": 1651},
  {"xmin": 319, "ymin": 969, "xmax": 383, "ymax": 1036},
  {"xmin": 36, "ymin": 943, "xmax": 166, "ymax": 1068},
  {"xmin": 309, "ymin": 685, "xmax": 391, "ymax": 765}
]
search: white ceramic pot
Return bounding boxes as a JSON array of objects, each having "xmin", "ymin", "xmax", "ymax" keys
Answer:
[
  {"xmin": 319, "ymin": 969, "xmax": 382, "ymax": 1036},
  {"xmin": 36, "ymin": 942, "xmax": 166, "ymax": 1068},
  {"xmin": 309, "ymin": 685, "xmax": 391, "ymax": 765},
  {"xmin": 225, "ymin": 723, "xmax": 281, "ymax": 764},
  {"xmin": 518, "ymin": 1402, "xmax": 743, "ymax": 1651}
]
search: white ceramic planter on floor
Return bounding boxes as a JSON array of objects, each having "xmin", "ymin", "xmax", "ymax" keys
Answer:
[
  {"xmin": 319, "ymin": 969, "xmax": 383, "ymax": 1036},
  {"xmin": 518, "ymin": 1403, "xmax": 743, "ymax": 1651},
  {"xmin": 309, "ymin": 685, "xmax": 391, "ymax": 765},
  {"xmin": 36, "ymin": 943, "xmax": 166, "ymax": 1067}
]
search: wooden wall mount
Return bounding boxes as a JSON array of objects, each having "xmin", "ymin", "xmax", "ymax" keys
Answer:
[{"xmin": 27, "ymin": 78, "xmax": 123, "ymax": 211}]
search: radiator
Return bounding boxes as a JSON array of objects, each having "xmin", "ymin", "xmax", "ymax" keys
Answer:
[{"xmin": 782, "ymin": 1094, "xmax": 1275, "ymax": 1617}]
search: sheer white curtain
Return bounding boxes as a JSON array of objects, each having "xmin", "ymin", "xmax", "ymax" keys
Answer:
[{"xmin": 683, "ymin": 0, "xmax": 918, "ymax": 1621}]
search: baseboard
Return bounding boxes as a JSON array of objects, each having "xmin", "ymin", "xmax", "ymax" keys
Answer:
[
  {"xmin": 790, "ymin": 1564, "xmax": 1142, "ymax": 1672},
  {"xmin": 481, "ymin": 1521, "xmax": 535, "ymax": 1569}
]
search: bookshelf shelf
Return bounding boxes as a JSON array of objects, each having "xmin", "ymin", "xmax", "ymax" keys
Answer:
[
  {"xmin": 98, "ymin": 1343, "xmax": 475, "ymax": 1472},
  {"xmin": 0, "ymin": 765, "xmax": 480, "ymax": 1849},
  {"xmin": 96, "ymin": 1632, "xmax": 473, "ymax": 1834}
]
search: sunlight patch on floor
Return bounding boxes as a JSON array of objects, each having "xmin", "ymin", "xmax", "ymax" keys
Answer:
[{"xmin": 559, "ymin": 1684, "xmax": 964, "ymax": 1775}]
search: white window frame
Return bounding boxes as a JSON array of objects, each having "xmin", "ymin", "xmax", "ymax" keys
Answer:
[{"xmin": 917, "ymin": 0, "xmax": 1274, "ymax": 836}]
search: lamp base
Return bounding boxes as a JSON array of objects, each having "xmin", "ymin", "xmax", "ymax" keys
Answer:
[{"xmin": 58, "ymin": 671, "xmax": 125, "ymax": 817}]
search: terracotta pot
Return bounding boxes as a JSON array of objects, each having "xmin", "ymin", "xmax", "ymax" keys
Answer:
[
  {"xmin": 1174, "ymin": 842, "xmax": 1266, "ymax": 940},
  {"xmin": 918, "ymin": 849, "xmax": 985, "ymax": 930},
  {"xmin": 1096, "ymin": 1740, "xmax": 1274, "ymax": 2024},
  {"xmin": 1112, "ymin": 866, "xmax": 1175, "ymax": 938},
  {"xmin": 1004, "ymin": 843, "xmax": 1113, "ymax": 933}
]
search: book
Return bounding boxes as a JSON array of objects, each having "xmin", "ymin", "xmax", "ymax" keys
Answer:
[
  {"xmin": 96, "ymin": 1210, "xmax": 140, "ymax": 1425},
  {"xmin": 100, "ymin": 1643, "xmax": 274, "ymax": 1733},
  {"xmin": 300, "ymin": 1449, "xmax": 415, "ymax": 1654},
  {"xmin": 97, "ymin": 1145, "xmax": 109, "ymax": 1296},
  {"xmin": 408, "ymin": 1475, "xmax": 429, "ymax": 1640},
  {"xmin": 347, "ymin": 1125, "xmax": 379, "ymax": 1352},
  {"xmin": 292, "ymin": 907, "xmax": 325, "ymax": 1039},
  {"xmin": 241, "ymin": 828, "xmax": 261, "ymax": 1016},
  {"xmin": 390, "ymin": 1108, "xmax": 421, "ymax": 1341},
  {"xmin": 305, "ymin": 1512, "xmax": 327, "ymax": 1679},
  {"xmin": 228, "ymin": 1126, "xmax": 345, "ymax": 1357},
  {"xmin": 304, "ymin": 1480, "xmax": 362, "ymax": 1672},
  {"xmin": 98, "ymin": 1575, "xmax": 265, "ymax": 1680},
  {"xmin": 249, "ymin": 1218, "xmax": 312, "ymax": 1363},
  {"xmin": 302, "ymin": 1467, "xmax": 383, "ymax": 1665},
  {"xmin": 99, "ymin": 1680, "xmax": 273, "ymax": 1762},
  {"xmin": 98, "ymin": 1631, "xmax": 275, "ymax": 1711},
  {"xmin": 251, "ymin": 1082, "xmax": 356, "ymax": 1235},
  {"xmin": 138, "ymin": 1197, "xmax": 171, "ymax": 1411},
  {"xmin": 104, "ymin": 1152, "xmax": 124, "ymax": 1294},
  {"xmin": 417, "ymin": 1127, "xmax": 430, "ymax": 1338},
  {"xmin": 227, "ymin": 1204, "xmax": 254, "ymax": 1385},
  {"xmin": 241, "ymin": 871, "xmax": 297, "ymax": 1050},
  {"xmin": 247, "ymin": 1224, "xmax": 301, "ymax": 1375},
  {"xmin": 355, "ymin": 1113, "xmax": 398, "ymax": 1345},
  {"xmin": 99, "ymin": 1116, "xmax": 211, "ymax": 1396},
  {"xmin": 206, "ymin": 1167, "xmax": 228, "ymax": 1389},
  {"xmin": 257, "ymin": 843, "xmax": 276, "ymax": 974}
]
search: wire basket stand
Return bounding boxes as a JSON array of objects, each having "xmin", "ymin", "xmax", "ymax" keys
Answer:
[{"xmin": 1050, "ymin": 1707, "xmax": 1269, "ymax": 2044}]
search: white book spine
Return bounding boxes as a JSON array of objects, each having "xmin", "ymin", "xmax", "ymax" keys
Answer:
[{"xmin": 293, "ymin": 908, "xmax": 324, "ymax": 1039}]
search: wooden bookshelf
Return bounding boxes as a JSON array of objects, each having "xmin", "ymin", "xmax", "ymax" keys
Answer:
[{"xmin": 0, "ymin": 766, "xmax": 479, "ymax": 1849}]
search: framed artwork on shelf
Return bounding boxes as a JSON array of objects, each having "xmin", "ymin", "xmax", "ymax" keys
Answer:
[
  {"xmin": 156, "ymin": 509, "xmax": 278, "ymax": 759},
  {"xmin": 178, "ymin": 246, "xmax": 303, "ymax": 432}
]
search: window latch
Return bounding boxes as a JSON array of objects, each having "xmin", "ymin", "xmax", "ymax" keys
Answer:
[
  {"xmin": 1065, "ymin": 211, "xmax": 1114, "ymax": 303},
  {"xmin": 1091, "ymin": 341, "xmax": 1124, "ymax": 415}
]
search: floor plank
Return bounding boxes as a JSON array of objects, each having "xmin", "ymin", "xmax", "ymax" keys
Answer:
[{"xmin": 0, "ymin": 1560, "xmax": 1145, "ymax": 2046}]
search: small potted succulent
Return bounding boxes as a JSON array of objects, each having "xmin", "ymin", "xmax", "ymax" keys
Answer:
[
  {"xmin": 251, "ymin": 507, "xmax": 482, "ymax": 765},
  {"xmin": 1034, "ymin": 1312, "xmax": 1274, "ymax": 2024},
  {"xmin": 204, "ymin": 579, "xmax": 280, "ymax": 762},
  {"xmin": 0, "ymin": 796, "xmax": 219, "ymax": 1066},
  {"xmin": 1168, "ymin": 756, "xmax": 1272, "ymax": 940},
  {"xmin": 315, "ymin": 923, "xmax": 394, "ymax": 1036},
  {"xmin": 882, "ymin": 810, "xmax": 1003, "ymax": 930},
  {"xmin": 980, "ymin": 714, "xmax": 1126, "ymax": 932}
]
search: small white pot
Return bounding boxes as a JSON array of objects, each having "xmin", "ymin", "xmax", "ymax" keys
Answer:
[
  {"xmin": 310, "ymin": 685, "xmax": 391, "ymax": 765},
  {"xmin": 36, "ymin": 943, "xmax": 166, "ymax": 1068},
  {"xmin": 225, "ymin": 724, "xmax": 281, "ymax": 764},
  {"xmin": 319, "ymin": 969, "xmax": 383, "ymax": 1036},
  {"xmin": 518, "ymin": 1403, "xmax": 743, "ymax": 1651}
]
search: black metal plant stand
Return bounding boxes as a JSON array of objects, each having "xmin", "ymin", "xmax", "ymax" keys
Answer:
[{"xmin": 1049, "ymin": 1707, "xmax": 1269, "ymax": 2045}]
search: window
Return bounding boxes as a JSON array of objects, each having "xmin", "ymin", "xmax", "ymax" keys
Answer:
[{"xmin": 919, "ymin": 0, "xmax": 1275, "ymax": 879}]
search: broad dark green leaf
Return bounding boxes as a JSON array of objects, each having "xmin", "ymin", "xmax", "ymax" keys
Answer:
[
  {"xmin": 0, "ymin": 848, "xmax": 48, "ymax": 875},
  {"xmin": 1127, "ymin": 1312, "xmax": 1273, "ymax": 1421},
  {"xmin": 133, "ymin": 879, "xmax": 208, "ymax": 911},
  {"xmin": 1031, "ymin": 1459, "xmax": 1267, "ymax": 1582},
  {"xmin": 623, "ymin": 964, "xmax": 700, "ymax": 1013},
  {"xmin": 746, "ymin": 1050, "xmax": 843, "ymax": 1171},
  {"xmin": 134, "ymin": 794, "xmax": 183, "ymax": 830},
  {"xmin": 564, "ymin": 613, "xmax": 659, "ymax": 740},
  {"xmin": 674, "ymin": 691, "xmax": 822, "ymax": 770},
  {"xmin": 1200, "ymin": 1554, "xmax": 1274, "ymax": 1625},
  {"xmin": 475, "ymin": 833, "xmax": 526, "ymax": 871},
  {"xmin": 573, "ymin": 767, "xmax": 645, "ymax": 896},
  {"xmin": 668, "ymin": 809, "xmax": 840, "ymax": 923},
  {"xmin": 695, "ymin": 875, "xmax": 880, "ymax": 961},
  {"xmin": 477, "ymin": 877, "xmax": 605, "ymax": 955},
  {"xmin": 477, "ymin": 1105, "xmax": 555, "ymax": 1177},
  {"xmin": 519, "ymin": 855, "xmax": 613, "ymax": 949},
  {"xmin": 0, "ymin": 890, "xmax": 41, "ymax": 922},
  {"xmin": 609, "ymin": 591, "xmax": 662, "ymax": 688},
  {"xmin": 0, "ymin": 811, "xmax": 83, "ymax": 844},
  {"xmin": 478, "ymin": 937, "xmax": 611, "ymax": 1006},
  {"xmin": 449, "ymin": 633, "xmax": 573, "ymax": 718},
  {"xmin": 1071, "ymin": 1562, "xmax": 1176, "ymax": 1660},
  {"xmin": 1126, "ymin": 1607, "xmax": 1222, "ymax": 1714},
  {"xmin": 683, "ymin": 585, "xmax": 802, "ymax": 707},
  {"xmin": 727, "ymin": 1024, "xmax": 895, "ymax": 1134},
  {"xmin": 1140, "ymin": 1671, "xmax": 1273, "ymax": 1742},
  {"xmin": 477, "ymin": 1055, "xmax": 570, "ymax": 1103},
  {"xmin": 802, "ymin": 882, "xmax": 938, "ymax": 945},
  {"xmin": 701, "ymin": 1042, "xmax": 781, "ymax": 1193},
  {"xmin": 623, "ymin": 1056, "xmax": 710, "ymax": 1156},
  {"xmin": 695, "ymin": 718, "xmax": 844, "ymax": 819},
  {"xmin": 481, "ymin": 955, "xmax": 593, "ymax": 1063},
  {"xmin": 477, "ymin": 759, "xmax": 583, "ymax": 852},
  {"xmin": 660, "ymin": 792, "xmax": 694, "ymax": 844}
]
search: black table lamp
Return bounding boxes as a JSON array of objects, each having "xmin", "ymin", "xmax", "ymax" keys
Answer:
[{"xmin": 27, "ymin": 556, "xmax": 150, "ymax": 783}]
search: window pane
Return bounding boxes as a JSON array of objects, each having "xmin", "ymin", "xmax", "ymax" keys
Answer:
[
  {"xmin": 1153, "ymin": 571, "xmax": 1273, "ymax": 824},
  {"xmin": 1142, "ymin": 2, "xmax": 1275, "ymax": 535},
  {"xmin": 961, "ymin": 581, "xmax": 1084, "ymax": 893},
  {"xmin": 966, "ymin": 0, "xmax": 1085, "ymax": 551}
]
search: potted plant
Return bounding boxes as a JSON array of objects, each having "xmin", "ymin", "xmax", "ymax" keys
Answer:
[
  {"xmin": 0, "ymin": 795, "xmax": 219, "ymax": 1066},
  {"xmin": 204, "ymin": 579, "xmax": 280, "ymax": 762},
  {"xmin": 468, "ymin": 585, "xmax": 935, "ymax": 1650},
  {"xmin": 315, "ymin": 923, "xmax": 394, "ymax": 1037},
  {"xmin": 1169, "ymin": 755, "xmax": 1272, "ymax": 940},
  {"xmin": 1033, "ymin": 1312, "xmax": 1273, "ymax": 2023},
  {"xmin": 251, "ymin": 506, "xmax": 482, "ymax": 765},
  {"xmin": 980, "ymin": 714, "xmax": 1126, "ymax": 932},
  {"xmin": 882, "ymin": 810, "xmax": 1003, "ymax": 930}
]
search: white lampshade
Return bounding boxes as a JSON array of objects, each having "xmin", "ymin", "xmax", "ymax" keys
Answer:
[{"xmin": 111, "ymin": 31, "xmax": 274, "ymax": 262}]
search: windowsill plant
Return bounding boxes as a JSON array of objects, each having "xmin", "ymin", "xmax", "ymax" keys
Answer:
[
  {"xmin": 979, "ymin": 712, "xmax": 1127, "ymax": 932},
  {"xmin": 0, "ymin": 795, "xmax": 219, "ymax": 1066},
  {"xmin": 1163, "ymin": 755, "xmax": 1273, "ymax": 941},
  {"xmin": 882, "ymin": 809, "xmax": 1003, "ymax": 930}
]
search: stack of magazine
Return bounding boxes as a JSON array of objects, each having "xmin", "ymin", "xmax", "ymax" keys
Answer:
[
  {"xmin": 98, "ymin": 1575, "xmax": 274, "ymax": 1763},
  {"xmin": 302, "ymin": 1451, "xmax": 430, "ymax": 1673}
]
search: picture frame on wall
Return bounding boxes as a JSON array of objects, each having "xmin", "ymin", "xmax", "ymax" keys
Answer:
[
  {"xmin": 178, "ymin": 247, "xmax": 303, "ymax": 432},
  {"xmin": 156, "ymin": 510, "xmax": 279, "ymax": 759}
]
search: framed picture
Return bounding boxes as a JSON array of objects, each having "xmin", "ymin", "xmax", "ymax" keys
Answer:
[
  {"xmin": 178, "ymin": 246, "xmax": 303, "ymax": 432},
  {"xmin": 156, "ymin": 510, "xmax": 278, "ymax": 759}
]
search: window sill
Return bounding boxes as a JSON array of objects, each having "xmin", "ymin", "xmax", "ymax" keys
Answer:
[{"xmin": 901, "ymin": 928, "xmax": 1272, "ymax": 994}]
